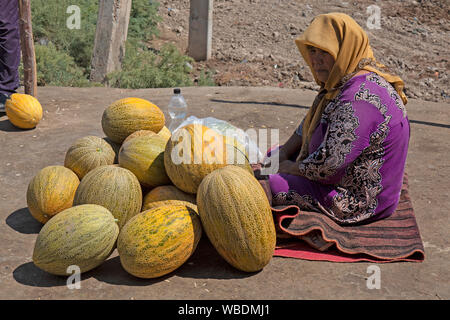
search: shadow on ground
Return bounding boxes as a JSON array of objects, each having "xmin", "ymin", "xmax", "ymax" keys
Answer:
[
  {"xmin": 175, "ymin": 237, "xmax": 258, "ymax": 280},
  {"xmin": 89, "ymin": 256, "xmax": 172, "ymax": 286},
  {"xmin": 13, "ymin": 238, "xmax": 254, "ymax": 288},
  {"xmin": 210, "ymin": 99, "xmax": 309, "ymax": 110},
  {"xmin": 13, "ymin": 262, "xmax": 68, "ymax": 288},
  {"xmin": 0, "ymin": 117, "xmax": 33, "ymax": 132},
  {"xmin": 6, "ymin": 208, "xmax": 42, "ymax": 234},
  {"xmin": 409, "ymin": 119, "xmax": 450, "ymax": 129},
  {"xmin": 12, "ymin": 256, "xmax": 168, "ymax": 288}
]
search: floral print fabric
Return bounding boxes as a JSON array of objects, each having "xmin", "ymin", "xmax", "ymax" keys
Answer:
[{"xmin": 269, "ymin": 72, "xmax": 410, "ymax": 225}]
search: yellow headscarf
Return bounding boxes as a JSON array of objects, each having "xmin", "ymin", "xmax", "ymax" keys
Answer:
[{"xmin": 295, "ymin": 13, "xmax": 407, "ymax": 161}]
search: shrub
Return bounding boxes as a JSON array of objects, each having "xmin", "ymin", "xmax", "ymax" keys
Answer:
[
  {"xmin": 25, "ymin": 0, "xmax": 215, "ymax": 88},
  {"xmin": 107, "ymin": 42, "xmax": 194, "ymax": 89},
  {"xmin": 33, "ymin": 44, "xmax": 90, "ymax": 87},
  {"xmin": 196, "ymin": 69, "xmax": 216, "ymax": 87},
  {"xmin": 31, "ymin": 0, "xmax": 98, "ymax": 75}
]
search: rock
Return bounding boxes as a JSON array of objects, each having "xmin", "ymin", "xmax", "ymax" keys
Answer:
[{"xmin": 167, "ymin": 7, "xmax": 179, "ymax": 17}]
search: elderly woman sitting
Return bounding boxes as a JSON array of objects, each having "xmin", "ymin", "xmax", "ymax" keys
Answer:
[{"xmin": 263, "ymin": 13, "xmax": 409, "ymax": 226}]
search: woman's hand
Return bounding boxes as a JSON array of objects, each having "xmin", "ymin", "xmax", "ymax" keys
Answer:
[{"xmin": 278, "ymin": 160, "xmax": 301, "ymax": 175}]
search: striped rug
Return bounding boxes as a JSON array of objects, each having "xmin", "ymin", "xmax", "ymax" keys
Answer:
[{"xmin": 268, "ymin": 173, "xmax": 425, "ymax": 262}]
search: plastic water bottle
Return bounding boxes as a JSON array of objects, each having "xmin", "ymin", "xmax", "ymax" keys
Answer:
[{"xmin": 167, "ymin": 88, "xmax": 187, "ymax": 132}]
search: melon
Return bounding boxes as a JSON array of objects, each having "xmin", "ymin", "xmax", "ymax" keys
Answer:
[
  {"xmin": 164, "ymin": 124, "xmax": 253, "ymax": 194},
  {"xmin": 123, "ymin": 126, "xmax": 171, "ymax": 145},
  {"xmin": 196, "ymin": 165, "xmax": 276, "ymax": 272},
  {"xmin": 32, "ymin": 204, "xmax": 119, "ymax": 276},
  {"xmin": 5, "ymin": 93, "xmax": 43, "ymax": 129},
  {"xmin": 142, "ymin": 199, "xmax": 198, "ymax": 213},
  {"xmin": 64, "ymin": 135, "xmax": 115, "ymax": 179},
  {"xmin": 118, "ymin": 132, "xmax": 171, "ymax": 188},
  {"xmin": 101, "ymin": 97, "xmax": 165, "ymax": 144},
  {"xmin": 73, "ymin": 165, "xmax": 142, "ymax": 229},
  {"xmin": 27, "ymin": 165, "xmax": 80, "ymax": 224},
  {"xmin": 117, "ymin": 204, "xmax": 202, "ymax": 278},
  {"xmin": 143, "ymin": 185, "xmax": 196, "ymax": 205},
  {"xmin": 122, "ymin": 130, "xmax": 156, "ymax": 144},
  {"xmin": 157, "ymin": 126, "xmax": 171, "ymax": 145}
]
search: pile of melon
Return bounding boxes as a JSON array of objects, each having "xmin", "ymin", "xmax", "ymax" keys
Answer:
[{"xmin": 27, "ymin": 96, "xmax": 276, "ymax": 279}]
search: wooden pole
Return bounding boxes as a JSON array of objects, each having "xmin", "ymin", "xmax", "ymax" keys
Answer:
[
  {"xmin": 90, "ymin": 0, "xmax": 132, "ymax": 84},
  {"xmin": 188, "ymin": 0, "xmax": 213, "ymax": 61},
  {"xmin": 18, "ymin": 0, "xmax": 37, "ymax": 97}
]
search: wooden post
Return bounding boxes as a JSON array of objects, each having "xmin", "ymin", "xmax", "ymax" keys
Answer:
[
  {"xmin": 18, "ymin": 0, "xmax": 37, "ymax": 97},
  {"xmin": 90, "ymin": 0, "xmax": 132, "ymax": 83},
  {"xmin": 188, "ymin": 0, "xmax": 213, "ymax": 61}
]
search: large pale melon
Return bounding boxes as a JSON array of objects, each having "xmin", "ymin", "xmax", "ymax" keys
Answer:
[
  {"xmin": 64, "ymin": 135, "xmax": 115, "ymax": 179},
  {"xmin": 73, "ymin": 165, "xmax": 142, "ymax": 229},
  {"xmin": 164, "ymin": 124, "xmax": 253, "ymax": 194},
  {"xmin": 118, "ymin": 132, "xmax": 171, "ymax": 188},
  {"xmin": 32, "ymin": 204, "xmax": 119, "ymax": 276},
  {"xmin": 196, "ymin": 165, "xmax": 276, "ymax": 272},
  {"xmin": 101, "ymin": 97, "xmax": 165, "ymax": 144},
  {"xmin": 117, "ymin": 205, "xmax": 202, "ymax": 279},
  {"xmin": 26, "ymin": 165, "xmax": 80, "ymax": 224}
]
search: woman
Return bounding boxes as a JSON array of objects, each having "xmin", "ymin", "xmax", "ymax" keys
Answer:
[{"xmin": 264, "ymin": 13, "xmax": 410, "ymax": 225}]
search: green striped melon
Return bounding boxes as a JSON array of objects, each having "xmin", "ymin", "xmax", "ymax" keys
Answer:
[
  {"xmin": 73, "ymin": 165, "xmax": 142, "ymax": 229},
  {"xmin": 101, "ymin": 97, "xmax": 165, "ymax": 144},
  {"xmin": 164, "ymin": 124, "xmax": 253, "ymax": 194},
  {"xmin": 32, "ymin": 204, "xmax": 119, "ymax": 276},
  {"xmin": 117, "ymin": 204, "xmax": 202, "ymax": 278},
  {"xmin": 118, "ymin": 132, "xmax": 171, "ymax": 188},
  {"xmin": 64, "ymin": 135, "xmax": 115, "ymax": 179},
  {"xmin": 26, "ymin": 165, "xmax": 80, "ymax": 224},
  {"xmin": 196, "ymin": 165, "xmax": 276, "ymax": 272}
]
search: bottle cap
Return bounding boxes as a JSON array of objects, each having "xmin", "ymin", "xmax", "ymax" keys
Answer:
[{"xmin": 174, "ymin": 88, "xmax": 181, "ymax": 94}]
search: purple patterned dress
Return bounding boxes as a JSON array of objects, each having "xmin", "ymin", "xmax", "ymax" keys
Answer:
[{"xmin": 269, "ymin": 72, "xmax": 410, "ymax": 225}]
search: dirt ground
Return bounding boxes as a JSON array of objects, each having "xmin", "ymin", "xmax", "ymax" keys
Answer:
[
  {"xmin": 0, "ymin": 85, "xmax": 449, "ymax": 300},
  {"xmin": 154, "ymin": 0, "xmax": 449, "ymax": 102}
]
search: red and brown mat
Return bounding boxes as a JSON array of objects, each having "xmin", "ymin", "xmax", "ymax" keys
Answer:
[{"xmin": 262, "ymin": 173, "xmax": 425, "ymax": 263}]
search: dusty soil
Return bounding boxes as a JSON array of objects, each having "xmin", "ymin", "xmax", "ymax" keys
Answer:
[
  {"xmin": 153, "ymin": 0, "xmax": 449, "ymax": 102},
  {"xmin": 0, "ymin": 0, "xmax": 449, "ymax": 302},
  {"xmin": 0, "ymin": 85, "xmax": 449, "ymax": 300}
]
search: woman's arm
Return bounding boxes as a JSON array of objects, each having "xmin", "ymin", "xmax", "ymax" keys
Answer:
[
  {"xmin": 278, "ymin": 131, "xmax": 302, "ymax": 163},
  {"xmin": 297, "ymin": 99, "xmax": 381, "ymax": 183}
]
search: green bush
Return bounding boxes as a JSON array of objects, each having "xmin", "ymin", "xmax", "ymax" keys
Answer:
[
  {"xmin": 197, "ymin": 69, "xmax": 216, "ymax": 87},
  {"xmin": 26, "ymin": 0, "xmax": 215, "ymax": 88},
  {"xmin": 31, "ymin": 0, "xmax": 98, "ymax": 74},
  {"xmin": 128, "ymin": 0, "xmax": 161, "ymax": 42},
  {"xmin": 34, "ymin": 44, "xmax": 91, "ymax": 87},
  {"xmin": 107, "ymin": 42, "xmax": 194, "ymax": 89}
]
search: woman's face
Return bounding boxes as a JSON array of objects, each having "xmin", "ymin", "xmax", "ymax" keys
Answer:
[{"xmin": 306, "ymin": 46, "xmax": 335, "ymax": 84}]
